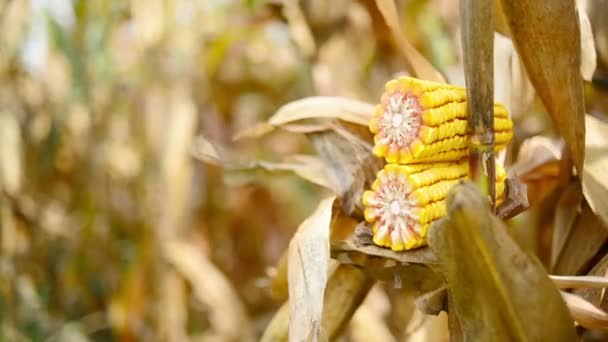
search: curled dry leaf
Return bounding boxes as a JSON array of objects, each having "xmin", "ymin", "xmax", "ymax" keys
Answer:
[
  {"xmin": 288, "ymin": 196, "xmax": 335, "ymax": 342},
  {"xmin": 164, "ymin": 241, "xmax": 254, "ymax": 341},
  {"xmin": 562, "ymin": 291, "xmax": 608, "ymax": 330},
  {"xmin": 309, "ymin": 122, "xmax": 383, "ymax": 216},
  {"xmin": 495, "ymin": 177, "xmax": 529, "ymax": 220},
  {"xmin": 511, "ymin": 136, "xmax": 563, "ymax": 205},
  {"xmin": 192, "ymin": 135, "xmax": 333, "ymax": 190},
  {"xmin": 583, "ymin": 114, "xmax": 608, "ymax": 226},
  {"xmin": 234, "ymin": 97, "xmax": 375, "ymax": 140},
  {"xmin": 374, "ymin": 0, "xmax": 445, "ymax": 83},
  {"xmin": 500, "ymin": 0, "xmax": 586, "ymax": 174},
  {"xmin": 331, "ymin": 223, "xmax": 439, "ymax": 266},
  {"xmin": 428, "ymin": 182, "xmax": 576, "ymax": 340}
]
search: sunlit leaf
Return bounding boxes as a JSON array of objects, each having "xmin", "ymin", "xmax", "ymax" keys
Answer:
[
  {"xmin": 578, "ymin": 5, "xmax": 597, "ymax": 81},
  {"xmin": 583, "ymin": 114, "xmax": 608, "ymax": 226},
  {"xmin": 428, "ymin": 182, "xmax": 576, "ymax": 340},
  {"xmin": 0, "ymin": 112, "xmax": 23, "ymax": 195},
  {"xmin": 348, "ymin": 287, "xmax": 396, "ymax": 342},
  {"xmin": 499, "ymin": 0, "xmax": 586, "ymax": 173}
]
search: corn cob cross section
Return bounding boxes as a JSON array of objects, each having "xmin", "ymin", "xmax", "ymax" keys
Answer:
[
  {"xmin": 370, "ymin": 76, "xmax": 513, "ymax": 164},
  {"xmin": 362, "ymin": 161, "xmax": 506, "ymax": 251}
]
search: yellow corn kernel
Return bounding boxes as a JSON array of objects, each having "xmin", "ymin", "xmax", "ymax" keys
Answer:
[
  {"xmin": 362, "ymin": 161, "xmax": 507, "ymax": 251},
  {"xmin": 370, "ymin": 76, "xmax": 513, "ymax": 164}
]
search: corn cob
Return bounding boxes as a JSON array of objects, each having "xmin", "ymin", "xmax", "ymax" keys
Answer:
[
  {"xmin": 370, "ymin": 76, "xmax": 513, "ymax": 164},
  {"xmin": 362, "ymin": 160, "xmax": 506, "ymax": 251}
]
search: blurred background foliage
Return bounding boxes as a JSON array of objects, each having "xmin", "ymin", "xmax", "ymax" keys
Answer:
[{"xmin": 1, "ymin": 0, "xmax": 608, "ymax": 341}]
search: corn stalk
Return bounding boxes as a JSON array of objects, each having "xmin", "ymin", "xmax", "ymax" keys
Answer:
[{"xmin": 460, "ymin": 0, "xmax": 496, "ymax": 207}]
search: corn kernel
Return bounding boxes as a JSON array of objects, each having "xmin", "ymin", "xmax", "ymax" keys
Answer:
[
  {"xmin": 370, "ymin": 76, "xmax": 514, "ymax": 164},
  {"xmin": 362, "ymin": 160, "xmax": 506, "ymax": 251}
]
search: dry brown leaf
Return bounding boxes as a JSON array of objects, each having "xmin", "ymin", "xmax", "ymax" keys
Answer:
[
  {"xmin": 562, "ymin": 291, "xmax": 608, "ymax": 330},
  {"xmin": 552, "ymin": 202, "xmax": 608, "ymax": 275},
  {"xmin": 192, "ymin": 136, "xmax": 334, "ymax": 190},
  {"xmin": 234, "ymin": 97, "xmax": 375, "ymax": 140},
  {"xmin": 499, "ymin": 0, "xmax": 586, "ymax": 174},
  {"xmin": 575, "ymin": 253, "xmax": 608, "ymax": 311},
  {"xmin": 331, "ymin": 223, "xmax": 439, "ymax": 267},
  {"xmin": 583, "ymin": 115, "xmax": 608, "ymax": 226},
  {"xmin": 164, "ymin": 241, "xmax": 254, "ymax": 341},
  {"xmin": 512, "ymin": 136, "xmax": 563, "ymax": 180},
  {"xmin": 428, "ymin": 182, "xmax": 576, "ymax": 340},
  {"xmin": 288, "ymin": 196, "xmax": 336, "ymax": 342},
  {"xmin": 309, "ymin": 122, "xmax": 383, "ymax": 216},
  {"xmin": 551, "ymin": 182, "xmax": 584, "ymax": 270},
  {"xmin": 374, "ymin": 0, "xmax": 445, "ymax": 82},
  {"xmin": 511, "ymin": 136, "xmax": 563, "ymax": 206},
  {"xmin": 587, "ymin": 0, "xmax": 608, "ymax": 68}
]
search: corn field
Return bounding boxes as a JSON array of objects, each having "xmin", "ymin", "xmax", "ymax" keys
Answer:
[{"xmin": 2, "ymin": 0, "xmax": 608, "ymax": 341}]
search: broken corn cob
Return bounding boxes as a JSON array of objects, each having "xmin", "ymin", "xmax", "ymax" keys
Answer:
[
  {"xmin": 370, "ymin": 76, "xmax": 513, "ymax": 164},
  {"xmin": 362, "ymin": 161, "xmax": 506, "ymax": 251}
]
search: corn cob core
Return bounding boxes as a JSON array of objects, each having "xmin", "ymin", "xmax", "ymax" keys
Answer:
[
  {"xmin": 363, "ymin": 162, "xmax": 506, "ymax": 251},
  {"xmin": 370, "ymin": 76, "xmax": 513, "ymax": 164},
  {"xmin": 371, "ymin": 92, "xmax": 423, "ymax": 161}
]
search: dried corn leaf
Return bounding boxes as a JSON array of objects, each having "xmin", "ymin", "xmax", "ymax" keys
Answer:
[
  {"xmin": 262, "ymin": 265, "xmax": 374, "ymax": 342},
  {"xmin": 576, "ymin": 253, "xmax": 608, "ymax": 311},
  {"xmin": 499, "ymin": 0, "xmax": 586, "ymax": 174},
  {"xmin": 374, "ymin": 0, "xmax": 445, "ymax": 83},
  {"xmin": 551, "ymin": 182, "xmax": 584, "ymax": 270},
  {"xmin": 428, "ymin": 182, "xmax": 576, "ymax": 340},
  {"xmin": 562, "ymin": 291, "xmax": 608, "ymax": 330},
  {"xmin": 164, "ymin": 241, "xmax": 254, "ymax": 341},
  {"xmin": 192, "ymin": 136, "xmax": 333, "ymax": 190},
  {"xmin": 583, "ymin": 115, "xmax": 608, "ymax": 226},
  {"xmin": 308, "ymin": 122, "xmax": 383, "ymax": 216},
  {"xmin": 552, "ymin": 202, "xmax": 608, "ymax": 275},
  {"xmin": 234, "ymin": 97, "xmax": 375, "ymax": 140},
  {"xmin": 288, "ymin": 196, "xmax": 335, "ymax": 342}
]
